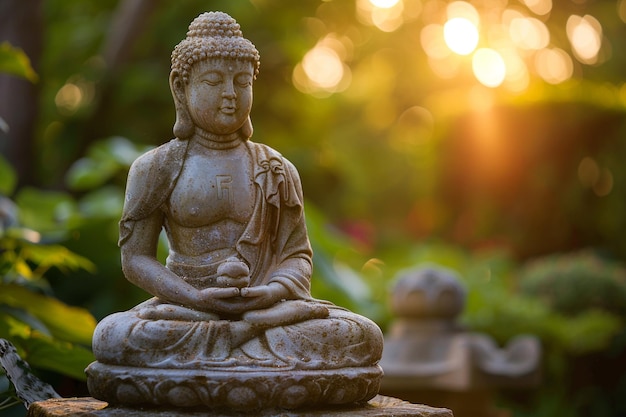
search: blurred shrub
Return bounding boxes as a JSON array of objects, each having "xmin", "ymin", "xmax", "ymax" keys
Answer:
[
  {"xmin": 512, "ymin": 250, "xmax": 626, "ymax": 417},
  {"xmin": 519, "ymin": 250, "xmax": 626, "ymax": 316}
]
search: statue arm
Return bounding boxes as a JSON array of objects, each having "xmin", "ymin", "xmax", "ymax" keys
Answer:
[{"xmin": 120, "ymin": 213, "xmax": 240, "ymax": 311}]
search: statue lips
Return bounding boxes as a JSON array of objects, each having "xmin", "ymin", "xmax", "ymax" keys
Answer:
[{"xmin": 220, "ymin": 100, "xmax": 236, "ymax": 115}]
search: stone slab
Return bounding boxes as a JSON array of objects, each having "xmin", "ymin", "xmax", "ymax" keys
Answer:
[{"xmin": 27, "ymin": 396, "xmax": 453, "ymax": 417}]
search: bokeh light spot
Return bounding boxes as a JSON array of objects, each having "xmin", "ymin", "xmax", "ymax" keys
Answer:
[
  {"xmin": 578, "ymin": 157, "xmax": 614, "ymax": 197},
  {"xmin": 472, "ymin": 48, "xmax": 506, "ymax": 87},
  {"xmin": 534, "ymin": 48, "xmax": 573, "ymax": 84},
  {"xmin": 578, "ymin": 157, "xmax": 600, "ymax": 188},
  {"xmin": 302, "ymin": 46, "xmax": 344, "ymax": 89},
  {"xmin": 509, "ymin": 17, "xmax": 550, "ymax": 50},
  {"xmin": 523, "ymin": 0, "xmax": 552, "ymax": 16},
  {"xmin": 499, "ymin": 48, "xmax": 530, "ymax": 92},
  {"xmin": 567, "ymin": 14, "xmax": 602, "ymax": 64},
  {"xmin": 371, "ymin": 3, "xmax": 405, "ymax": 32},
  {"xmin": 358, "ymin": 0, "xmax": 405, "ymax": 32},
  {"xmin": 427, "ymin": 55, "xmax": 461, "ymax": 79},
  {"xmin": 55, "ymin": 83, "xmax": 83, "ymax": 115},
  {"xmin": 619, "ymin": 0, "xmax": 626, "ymax": 24},
  {"xmin": 293, "ymin": 36, "xmax": 353, "ymax": 96},
  {"xmin": 446, "ymin": 1, "xmax": 479, "ymax": 25},
  {"xmin": 421, "ymin": 24, "xmax": 449, "ymax": 60},
  {"xmin": 444, "ymin": 17, "xmax": 479, "ymax": 55},
  {"xmin": 369, "ymin": 0, "xmax": 400, "ymax": 8},
  {"xmin": 593, "ymin": 169, "xmax": 614, "ymax": 197}
]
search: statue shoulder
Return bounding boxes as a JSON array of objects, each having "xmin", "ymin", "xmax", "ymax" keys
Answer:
[
  {"xmin": 128, "ymin": 138, "xmax": 187, "ymax": 180},
  {"xmin": 121, "ymin": 138, "xmax": 188, "ymax": 225}
]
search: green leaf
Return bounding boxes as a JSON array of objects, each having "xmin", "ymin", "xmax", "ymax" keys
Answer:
[
  {"xmin": 14, "ymin": 187, "xmax": 79, "ymax": 235},
  {"xmin": 92, "ymin": 136, "xmax": 148, "ymax": 167},
  {"xmin": 78, "ymin": 186, "xmax": 124, "ymax": 218},
  {"xmin": 65, "ymin": 137, "xmax": 152, "ymax": 191},
  {"xmin": 20, "ymin": 242, "xmax": 96, "ymax": 275},
  {"xmin": 0, "ymin": 284, "xmax": 96, "ymax": 345},
  {"xmin": 0, "ymin": 306, "xmax": 50, "ymax": 337},
  {"xmin": 0, "ymin": 313, "xmax": 30, "ymax": 341},
  {"xmin": 0, "ymin": 155, "xmax": 17, "ymax": 196},
  {"xmin": 65, "ymin": 157, "xmax": 118, "ymax": 191},
  {"xmin": 0, "ymin": 312, "xmax": 94, "ymax": 381},
  {"xmin": 0, "ymin": 42, "xmax": 38, "ymax": 83},
  {"xmin": 18, "ymin": 332, "xmax": 94, "ymax": 381}
]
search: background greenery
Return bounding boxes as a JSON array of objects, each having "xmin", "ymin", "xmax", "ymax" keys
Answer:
[{"xmin": 1, "ymin": 0, "xmax": 626, "ymax": 416}]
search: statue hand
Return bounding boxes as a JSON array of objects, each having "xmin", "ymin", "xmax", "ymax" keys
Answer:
[
  {"xmin": 195, "ymin": 286, "xmax": 242, "ymax": 313},
  {"xmin": 202, "ymin": 287, "xmax": 240, "ymax": 299},
  {"xmin": 239, "ymin": 283, "xmax": 286, "ymax": 311}
]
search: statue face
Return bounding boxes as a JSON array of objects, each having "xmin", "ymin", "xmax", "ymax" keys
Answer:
[{"xmin": 185, "ymin": 58, "xmax": 253, "ymax": 136}]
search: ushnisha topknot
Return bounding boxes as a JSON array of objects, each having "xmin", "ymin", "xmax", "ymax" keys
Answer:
[{"xmin": 171, "ymin": 11, "xmax": 260, "ymax": 84}]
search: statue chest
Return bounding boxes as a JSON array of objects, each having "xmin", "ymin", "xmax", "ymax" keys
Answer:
[{"xmin": 167, "ymin": 148, "xmax": 255, "ymax": 227}]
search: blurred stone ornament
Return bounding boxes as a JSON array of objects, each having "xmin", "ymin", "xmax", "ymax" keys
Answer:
[{"xmin": 380, "ymin": 266, "xmax": 541, "ymax": 417}]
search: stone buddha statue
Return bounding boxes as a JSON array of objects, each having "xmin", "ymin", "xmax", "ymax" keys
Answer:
[{"xmin": 86, "ymin": 11, "xmax": 383, "ymax": 411}]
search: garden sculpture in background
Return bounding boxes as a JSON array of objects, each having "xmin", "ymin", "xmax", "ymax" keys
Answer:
[
  {"xmin": 86, "ymin": 11, "xmax": 385, "ymax": 411},
  {"xmin": 379, "ymin": 266, "xmax": 541, "ymax": 417}
]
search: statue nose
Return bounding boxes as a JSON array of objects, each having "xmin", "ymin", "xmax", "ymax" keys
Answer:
[{"xmin": 222, "ymin": 82, "xmax": 236, "ymax": 98}]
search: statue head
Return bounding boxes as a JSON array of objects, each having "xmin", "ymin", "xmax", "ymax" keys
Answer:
[{"xmin": 170, "ymin": 12, "xmax": 260, "ymax": 139}]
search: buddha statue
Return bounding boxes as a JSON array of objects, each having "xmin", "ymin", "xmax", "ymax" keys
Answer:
[{"xmin": 86, "ymin": 11, "xmax": 383, "ymax": 411}]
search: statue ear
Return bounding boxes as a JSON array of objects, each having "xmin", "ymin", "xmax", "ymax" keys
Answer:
[
  {"xmin": 239, "ymin": 116, "xmax": 253, "ymax": 139},
  {"xmin": 170, "ymin": 71, "xmax": 194, "ymax": 139}
]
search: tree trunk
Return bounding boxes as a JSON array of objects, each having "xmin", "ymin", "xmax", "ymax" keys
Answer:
[{"xmin": 0, "ymin": 0, "xmax": 43, "ymax": 189}]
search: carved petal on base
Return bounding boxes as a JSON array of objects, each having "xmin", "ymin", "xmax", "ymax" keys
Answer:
[{"xmin": 86, "ymin": 362, "xmax": 382, "ymax": 411}]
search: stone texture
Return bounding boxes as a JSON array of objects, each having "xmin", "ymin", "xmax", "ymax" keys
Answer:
[
  {"xmin": 27, "ymin": 396, "xmax": 453, "ymax": 417},
  {"xmin": 86, "ymin": 364, "xmax": 382, "ymax": 410}
]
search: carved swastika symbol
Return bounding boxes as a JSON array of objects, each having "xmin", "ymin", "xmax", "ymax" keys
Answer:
[{"xmin": 216, "ymin": 175, "xmax": 233, "ymax": 204}]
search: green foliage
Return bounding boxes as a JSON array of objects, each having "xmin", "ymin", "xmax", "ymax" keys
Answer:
[
  {"xmin": 0, "ymin": 42, "xmax": 38, "ymax": 83},
  {"xmin": 0, "ymin": 167, "xmax": 97, "ymax": 407},
  {"xmin": 519, "ymin": 250, "xmax": 626, "ymax": 316},
  {"xmin": 306, "ymin": 203, "xmax": 385, "ymax": 322},
  {"xmin": 1, "ymin": 231, "xmax": 95, "ymax": 285},
  {"xmin": 0, "ymin": 155, "xmax": 17, "ymax": 196},
  {"xmin": 0, "ymin": 229, "xmax": 97, "ymax": 380},
  {"xmin": 13, "ymin": 188, "xmax": 80, "ymax": 240},
  {"xmin": 66, "ymin": 136, "xmax": 152, "ymax": 191}
]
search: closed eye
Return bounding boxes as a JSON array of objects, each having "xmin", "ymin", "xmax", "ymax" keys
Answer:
[
  {"xmin": 202, "ymin": 79, "xmax": 221, "ymax": 86},
  {"xmin": 201, "ymin": 72, "xmax": 223, "ymax": 86},
  {"xmin": 235, "ymin": 74, "xmax": 252, "ymax": 87}
]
